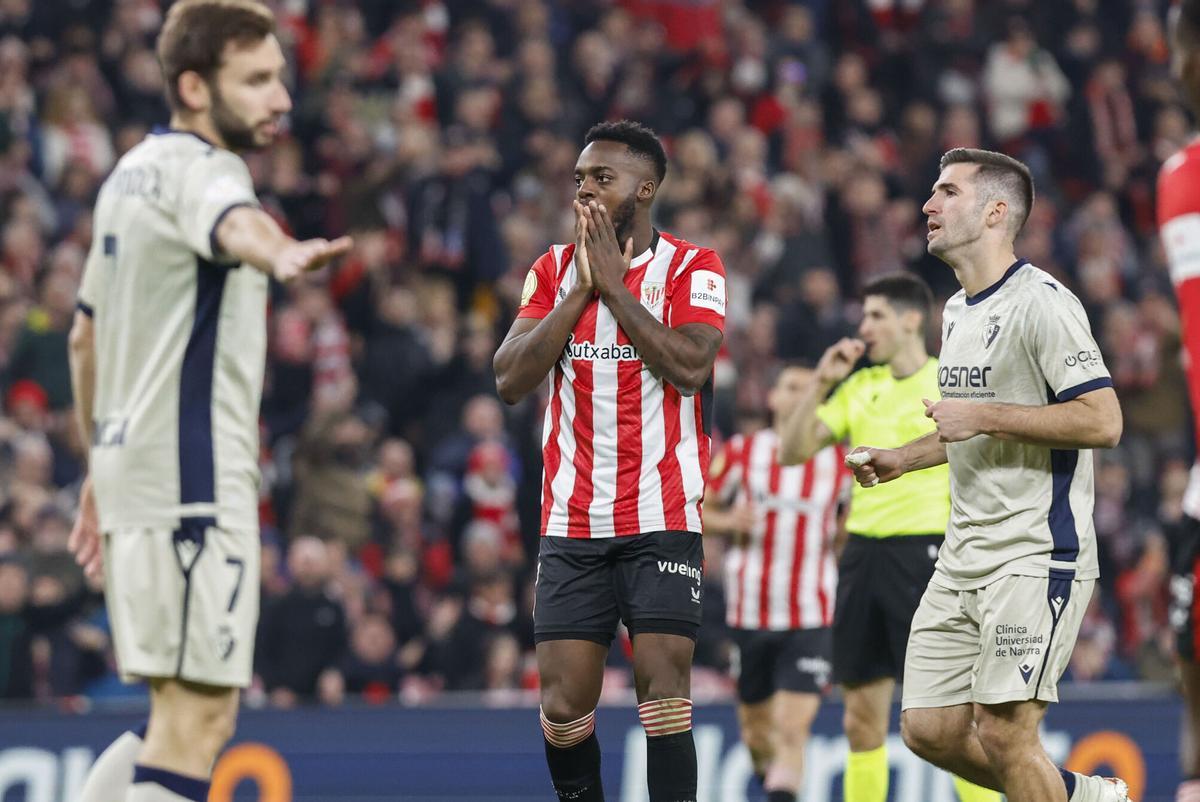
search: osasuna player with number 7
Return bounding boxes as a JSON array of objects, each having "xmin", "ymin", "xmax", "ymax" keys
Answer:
[
  {"xmin": 846, "ymin": 149, "xmax": 1129, "ymax": 802},
  {"xmin": 494, "ymin": 120, "xmax": 725, "ymax": 802},
  {"xmin": 66, "ymin": 3, "xmax": 352, "ymax": 802}
]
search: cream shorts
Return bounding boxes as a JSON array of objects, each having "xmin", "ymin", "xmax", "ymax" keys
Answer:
[
  {"xmin": 103, "ymin": 523, "xmax": 259, "ymax": 688},
  {"xmin": 901, "ymin": 570, "xmax": 1093, "ymax": 709}
]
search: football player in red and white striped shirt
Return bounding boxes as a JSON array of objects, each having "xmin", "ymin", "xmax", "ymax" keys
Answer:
[
  {"xmin": 494, "ymin": 121, "xmax": 725, "ymax": 802},
  {"xmin": 1161, "ymin": 6, "xmax": 1200, "ymax": 801},
  {"xmin": 705, "ymin": 365, "xmax": 847, "ymax": 802}
]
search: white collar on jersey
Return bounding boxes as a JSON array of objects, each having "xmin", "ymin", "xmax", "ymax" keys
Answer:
[{"xmin": 630, "ymin": 229, "xmax": 661, "ymax": 269}]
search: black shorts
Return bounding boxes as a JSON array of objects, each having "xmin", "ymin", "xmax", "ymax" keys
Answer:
[
  {"xmin": 730, "ymin": 627, "xmax": 832, "ymax": 704},
  {"xmin": 1169, "ymin": 515, "xmax": 1200, "ymax": 662},
  {"xmin": 832, "ymin": 533, "xmax": 941, "ymax": 686},
  {"xmin": 533, "ymin": 530, "xmax": 705, "ymax": 646}
]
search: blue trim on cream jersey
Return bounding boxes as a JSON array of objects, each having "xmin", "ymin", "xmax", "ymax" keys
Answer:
[
  {"xmin": 1055, "ymin": 376, "xmax": 1114, "ymax": 402},
  {"xmin": 965, "ymin": 259, "xmax": 1029, "ymax": 306}
]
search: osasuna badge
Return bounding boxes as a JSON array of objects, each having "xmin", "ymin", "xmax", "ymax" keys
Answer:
[
  {"xmin": 641, "ymin": 281, "xmax": 665, "ymax": 310},
  {"xmin": 520, "ymin": 270, "xmax": 538, "ymax": 308},
  {"xmin": 984, "ymin": 314, "xmax": 1001, "ymax": 348}
]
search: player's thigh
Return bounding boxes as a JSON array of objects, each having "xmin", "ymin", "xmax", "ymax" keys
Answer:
[
  {"xmin": 631, "ymin": 631, "xmax": 695, "ymax": 701},
  {"xmin": 103, "ymin": 523, "xmax": 259, "ymax": 688},
  {"xmin": 972, "ymin": 573, "xmax": 1094, "ymax": 706},
  {"xmin": 533, "ymin": 535, "xmax": 621, "ymax": 646},
  {"xmin": 536, "ymin": 639, "xmax": 609, "ymax": 720},
  {"xmin": 881, "ymin": 534, "xmax": 942, "ymax": 665},
  {"xmin": 617, "ymin": 530, "xmax": 704, "ymax": 639},
  {"xmin": 832, "ymin": 535, "xmax": 892, "ymax": 684},
  {"xmin": 900, "ymin": 581, "xmax": 980, "ymax": 711},
  {"xmin": 973, "ymin": 698, "xmax": 1050, "ymax": 757},
  {"xmin": 146, "ymin": 676, "xmax": 240, "ymax": 740},
  {"xmin": 730, "ymin": 628, "xmax": 779, "ymax": 706}
]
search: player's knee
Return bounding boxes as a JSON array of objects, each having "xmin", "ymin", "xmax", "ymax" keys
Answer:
[
  {"xmin": 900, "ymin": 710, "xmax": 949, "ymax": 761},
  {"xmin": 974, "ymin": 714, "xmax": 1025, "ymax": 767},
  {"xmin": 843, "ymin": 706, "xmax": 885, "ymax": 751},
  {"xmin": 540, "ymin": 683, "xmax": 593, "ymax": 724}
]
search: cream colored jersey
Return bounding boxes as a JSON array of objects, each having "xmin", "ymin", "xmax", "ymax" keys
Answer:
[
  {"xmin": 934, "ymin": 260, "xmax": 1111, "ymax": 590},
  {"xmin": 78, "ymin": 130, "xmax": 267, "ymax": 533}
]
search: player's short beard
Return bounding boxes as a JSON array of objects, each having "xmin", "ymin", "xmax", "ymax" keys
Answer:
[
  {"xmin": 610, "ymin": 192, "xmax": 637, "ymax": 245},
  {"xmin": 210, "ymin": 86, "xmax": 261, "ymax": 152}
]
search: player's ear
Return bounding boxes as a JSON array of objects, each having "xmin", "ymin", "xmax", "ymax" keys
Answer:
[
  {"xmin": 177, "ymin": 70, "xmax": 213, "ymax": 114},
  {"xmin": 988, "ymin": 198, "xmax": 1008, "ymax": 230},
  {"xmin": 638, "ymin": 179, "xmax": 656, "ymax": 202}
]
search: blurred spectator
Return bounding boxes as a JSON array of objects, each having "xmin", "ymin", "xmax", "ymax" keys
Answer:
[{"xmin": 256, "ymin": 537, "xmax": 348, "ymax": 705}]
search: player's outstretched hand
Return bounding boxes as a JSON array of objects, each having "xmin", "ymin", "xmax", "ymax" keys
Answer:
[
  {"xmin": 845, "ymin": 447, "xmax": 905, "ymax": 487},
  {"xmin": 923, "ymin": 397, "xmax": 981, "ymax": 443},
  {"xmin": 68, "ymin": 475, "xmax": 103, "ymax": 583},
  {"xmin": 816, "ymin": 338, "xmax": 866, "ymax": 387},
  {"xmin": 572, "ymin": 200, "xmax": 594, "ymax": 293},
  {"xmin": 272, "ymin": 236, "xmax": 354, "ymax": 283}
]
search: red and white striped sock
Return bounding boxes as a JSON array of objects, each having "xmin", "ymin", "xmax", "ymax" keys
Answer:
[
  {"xmin": 1178, "ymin": 778, "xmax": 1200, "ymax": 802},
  {"xmin": 540, "ymin": 708, "xmax": 596, "ymax": 749},
  {"xmin": 637, "ymin": 697, "xmax": 693, "ymax": 737}
]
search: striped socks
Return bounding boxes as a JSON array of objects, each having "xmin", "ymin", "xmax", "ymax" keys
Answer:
[
  {"xmin": 541, "ymin": 709, "xmax": 603, "ymax": 802},
  {"xmin": 639, "ymin": 698, "xmax": 697, "ymax": 802},
  {"xmin": 638, "ymin": 697, "xmax": 693, "ymax": 737}
]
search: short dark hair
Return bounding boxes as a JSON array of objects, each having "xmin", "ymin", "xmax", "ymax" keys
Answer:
[
  {"xmin": 939, "ymin": 148, "xmax": 1035, "ymax": 238},
  {"xmin": 584, "ymin": 120, "xmax": 667, "ymax": 183},
  {"xmin": 157, "ymin": 0, "xmax": 276, "ymax": 112},
  {"xmin": 862, "ymin": 272, "xmax": 933, "ymax": 323}
]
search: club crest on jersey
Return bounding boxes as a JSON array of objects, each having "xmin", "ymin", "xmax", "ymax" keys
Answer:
[
  {"xmin": 984, "ymin": 314, "xmax": 1001, "ymax": 348},
  {"xmin": 641, "ymin": 281, "xmax": 665, "ymax": 310}
]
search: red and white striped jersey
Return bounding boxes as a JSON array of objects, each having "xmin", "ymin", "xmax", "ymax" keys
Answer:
[
  {"xmin": 709, "ymin": 430, "xmax": 847, "ymax": 631},
  {"xmin": 517, "ymin": 230, "xmax": 727, "ymax": 539},
  {"xmin": 1159, "ymin": 139, "xmax": 1200, "ymax": 520}
]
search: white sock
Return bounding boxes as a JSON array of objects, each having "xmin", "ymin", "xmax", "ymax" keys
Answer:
[
  {"xmin": 126, "ymin": 765, "xmax": 209, "ymax": 802},
  {"xmin": 79, "ymin": 728, "xmax": 144, "ymax": 802},
  {"xmin": 1179, "ymin": 778, "xmax": 1200, "ymax": 802}
]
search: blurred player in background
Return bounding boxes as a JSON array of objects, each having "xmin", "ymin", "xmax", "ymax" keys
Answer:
[
  {"xmin": 1160, "ymin": 3, "xmax": 1200, "ymax": 800},
  {"xmin": 493, "ymin": 120, "xmax": 725, "ymax": 802},
  {"xmin": 778, "ymin": 274, "xmax": 998, "ymax": 802},
  {"xmin": 848, "ymin": 148, "xmax": 1127, "ymax": 802},
  {"xmin": 704, "ymin": 365, "xmax": 847, "ymax": 802},
  {"xmin": 67, "ymin": 2, "xmax": 351, "ymax": 801}
]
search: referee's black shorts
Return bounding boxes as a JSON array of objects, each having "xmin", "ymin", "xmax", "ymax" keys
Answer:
[{"xmin": 832, "ymin": 532, "xmax": 941, "ymax": 686}]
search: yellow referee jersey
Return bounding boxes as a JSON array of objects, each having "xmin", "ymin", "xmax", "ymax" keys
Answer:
[{"xmin": 816, "ymin": 359, "xmax": 950, "ymax": 537}]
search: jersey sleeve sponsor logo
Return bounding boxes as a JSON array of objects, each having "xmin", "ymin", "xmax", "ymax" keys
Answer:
[
  {"xmin": 688, "ymin": 269, "xmax": 726, "ymax": 314},
  {"xmin": 1162, "ymin": 213, "xmax": 1200, "ymax": 284},
  {"xmin": 1064, "ymin": 349, "xmax": 1102, "ymax": 367},
  {"xmin": 519, "ymin": 270, "xmax": 538, "ymax": 308}
]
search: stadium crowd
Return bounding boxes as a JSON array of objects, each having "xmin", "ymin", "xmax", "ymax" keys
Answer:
[{"xmin": 0, "ymin": 0, "xmax": 1189, "ymax": 705}]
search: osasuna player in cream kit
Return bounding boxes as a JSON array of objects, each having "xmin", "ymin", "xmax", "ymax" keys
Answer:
[
  {"xmin": 847, "ymin": 149, "xmax": 1129, "ymax": 802},
  {"xmin": 67, "ymin": 3, "xmax": 351, "ymax": 802}
]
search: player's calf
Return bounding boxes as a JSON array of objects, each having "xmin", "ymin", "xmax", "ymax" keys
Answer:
[
  {"xmin": 542, "ymin": 708, "xmax": 604, "ymax": 802},
  {"xmin": 638, "ymin": 697, "xmax": 696, "ymax": 802},
  {"xmin": 134, "ymin": 680, "xmax": 239, "ymax": 801}
]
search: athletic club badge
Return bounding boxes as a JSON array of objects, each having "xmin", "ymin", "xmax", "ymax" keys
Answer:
[
  {"xmin": 520, "ymin": 270, "xmax": 538, "ymax": 308},
  {"xmin": 641, "ymin": 281, "xmax": 665, "ymax": 310}
]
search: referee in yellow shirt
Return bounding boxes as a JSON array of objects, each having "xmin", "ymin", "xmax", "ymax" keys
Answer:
[{"xmin": 779, "ymin": 273, "xmax": 996, "ymax": 802}]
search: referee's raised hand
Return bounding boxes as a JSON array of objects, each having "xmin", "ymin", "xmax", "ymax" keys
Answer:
[{"xmin": 816, "ymin": 337, "xmax": 865, "ymax": 388}]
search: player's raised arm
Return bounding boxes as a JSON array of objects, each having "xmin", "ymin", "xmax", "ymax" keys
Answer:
[
  {"xmin": 214, "ymin": 206, "xmax": 352, "ymax": 282},
  {"xmin": 778, "ymin": 338, "xmax": 862, "ymax": 465},
  {"xmin": 494, "ymin": 203, "xmax": 595, "ymax": 404}
]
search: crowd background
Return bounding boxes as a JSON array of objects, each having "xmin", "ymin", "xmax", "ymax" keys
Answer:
[{"xmin": 0, "ymin": 0, "xmax": 1189, "ymax": 707}]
